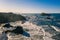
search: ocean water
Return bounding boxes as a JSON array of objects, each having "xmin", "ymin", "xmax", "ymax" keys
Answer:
[{"xmin": 22, "ymin": 13, "xmax": 60, "ymax": 28}]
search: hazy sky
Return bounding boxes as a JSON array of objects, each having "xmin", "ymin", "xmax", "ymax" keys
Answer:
[{"xmin": 0, "ymin": 0, "xmax": 60, "ymax": 13}]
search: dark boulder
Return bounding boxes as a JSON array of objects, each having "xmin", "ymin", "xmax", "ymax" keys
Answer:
[
  {"xmin": 12, "ymin": 26, "xmax": 23, "ymax": 35},
  {"xmin": 3, "ymin": 23, "xmax": 13, "ymax": 28},
  {"xmin": 4, "ymin": 26, "xmax": 23, "ymax": 35}
]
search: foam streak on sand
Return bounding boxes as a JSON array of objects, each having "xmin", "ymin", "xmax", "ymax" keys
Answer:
[{"xmin": 51, "ymin": 26, "xmax": 60, "ymax": 32}]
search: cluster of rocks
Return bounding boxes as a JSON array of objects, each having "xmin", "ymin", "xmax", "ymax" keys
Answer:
[
  {"xmin": 0, "ymin": 23, "xmax": 24, "ymax": 40},
  {"xmin": 0, "ymin": 21, "xmax": 46, "ymax": 40}
]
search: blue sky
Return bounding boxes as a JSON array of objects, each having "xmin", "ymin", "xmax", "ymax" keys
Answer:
[{"xmin": 0, "ymin": 0, "xmax": 60, "ymax": 13}]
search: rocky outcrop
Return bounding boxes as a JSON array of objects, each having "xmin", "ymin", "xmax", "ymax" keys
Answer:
[{"xmin": 0, "ymin": 21, "xmax": 60, "ymax": 40}]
